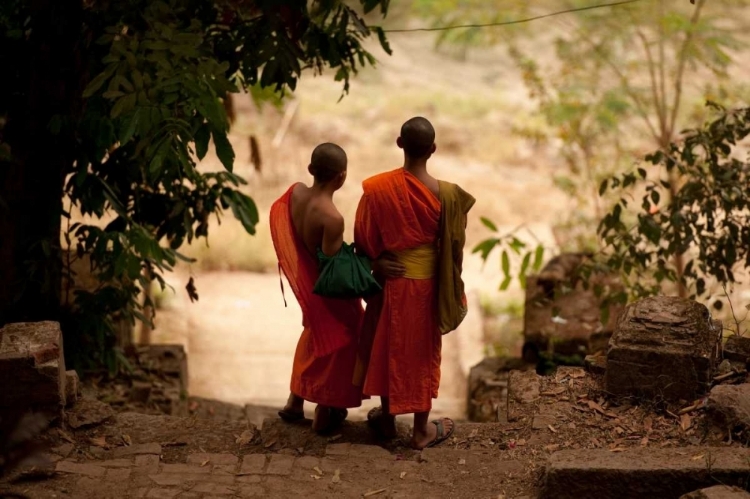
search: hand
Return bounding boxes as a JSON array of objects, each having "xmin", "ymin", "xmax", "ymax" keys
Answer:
[{"xmin": 374, "ymin": 252, "xmax": 406, "ymax": 279}]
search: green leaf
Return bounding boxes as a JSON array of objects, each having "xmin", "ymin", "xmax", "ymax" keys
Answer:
[
  {"xmin": 518, "ymin": 252, "xmax": 532, "ymax": 289},
  {"xmin": 501, "ymin": 250, "xmax": 510, "ymax": 278},
  {"xmin": 598, "ymin": 179, "xmax": 608, "ymax": 196},
  {"xmin": 532, "ymin": 244, "xmax": 545, "ymax": 271},
  {"xmin": 499, "ymin": 275, "xmax": 512, "ymax": 291},
  {"xmin": 509, "ymin": 237, "xmax": 526, "ymax": 255},
  {"xmin": 194, "ymin": 124, "xmax": 210, "ymax": 160},
  {"xmin": 373, "ymin": 26, "xmax": 392, "ymax": 55},
  {"xmin": 472, "ymin": 238, "xmax": 499, "ymax": 261},
  {"xmin": 119, "ymin": 108, "xmax": 140, "ymax": 145},
  {"xmin": 212, "ymin": 129, "xmax": 234, "ymax": 172},
  {"xmin": 480, "ymin": 217, "xmax": 498, "ymax": 232},
  {"xmin": 83, "ymin": 70, "xmax": 111, "ymax": 98}
]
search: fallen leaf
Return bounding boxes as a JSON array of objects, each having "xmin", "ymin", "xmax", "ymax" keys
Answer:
[
  {"xmin": 541, "ymin": 387, "xmax": 567, "ymax": 396},
  {"xmin": 264, "ymin": 439, "xmax": 277, "ymax": 449},
  {"xmin": 328, "ymin": 435, "xmax": 342, "ymax": 442},
  {"xmin": 121, "ymin": 434, "xmax": 132, "ymax": 446},
  {"xmin": 680, "ymin": 413, "xmax": 692, "ymax": 432},
  {"xmin": 640, "ymin": 437, "xmax": 649, "ymax": 447},
  {"xmin": 331, "ymin": 469, "xmax": 341, "ymax": 484},
  {"xmin": 89, "ymin": 436, "xmax": 108, "ymax": 448},
  {"xmin": 200, "ymin": 459, "xmax": 210, "ymax": 467},
  {"xmin": 614, "ymin": 427, "xmax": 624, "ymax": 435},
  {"xmin": 235, "ymin": 429, "xmax": 255, "ymax": 446},
  {"xmin": 587, "ymin": 400, "xmax": 618, "ymax": 418},
  {"xmin": 458, "ymin": 458, "xmax": 466, "ymax": 465},
  {"xmin": 469, "ymin": 429, "xmax": 479, "ymax": 438},
  {"xmin": 400, "ymin": 472, "xmax": 407, "ymax": 479},
  {"xmin": 643, "ymin": 416, "xmax": 653, "ymax": 434},
  {"xmin": 569, "ymin": 370, "xmax": 585, "ymax": 379},
  {"xmin": 311, "ymin": 474, "xmax": 321, "ymax": 480},
  {"xmin": 517, "ymin": 439, "xmax": 526, "ymax": 446},
  {"xmin": 544, "ymin": 444, "xmax": 560, "ymax": 452},
  {"xmin": 610, "ymin": 447, "xmax": 626, "ymax": 452},
  {"xmin": 691, "ymin": 454, "xmax": 705, "ymax": 461},
  {"xmin": 548, "ymin": 425, "xmax": 557, "ymax": 434},
  {"xmin": 314, "ymin": 466, "xmax": 324, "ymax": 475}
]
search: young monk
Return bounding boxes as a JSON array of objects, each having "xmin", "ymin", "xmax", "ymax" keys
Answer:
[
  {"xmin": 354, "ymin": 117, "xmax": 475, "ymax": 449},
  {"xmin": 269, "ymin": 143, "xmax": 364, "ymax": 433}
]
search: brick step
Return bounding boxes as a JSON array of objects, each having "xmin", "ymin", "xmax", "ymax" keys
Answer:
[{"xmin": 541, "ymin": 447, "xmax": 750, "ymax": 499}]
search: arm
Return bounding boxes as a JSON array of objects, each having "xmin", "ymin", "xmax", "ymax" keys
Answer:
[{"xmin": 321, "ymin": 213, "xmax": 345, "ymax": 257}]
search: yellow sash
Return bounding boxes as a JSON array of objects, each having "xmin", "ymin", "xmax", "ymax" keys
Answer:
[{"xmin": 392, "ymin": 244, "xmax": 437, "ymax": 279}]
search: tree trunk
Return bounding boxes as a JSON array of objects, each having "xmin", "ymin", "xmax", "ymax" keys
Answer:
[{"xmin": 0, "ymin": 0, "xmax": 83, "ymax": 327}]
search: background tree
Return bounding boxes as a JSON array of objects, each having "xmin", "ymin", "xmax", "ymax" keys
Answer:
[
  {"xmin": 0, "ymin": 0, "xmax": 391, "ymax": 372},
  {"xmin": 418, "ymin": 0, "xmax": 749, "ymax": 294}
]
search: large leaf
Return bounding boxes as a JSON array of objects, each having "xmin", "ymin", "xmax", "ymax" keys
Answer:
[{"xmin": 212, "ymin": 129, "xmax": 235, "ymax": 172}]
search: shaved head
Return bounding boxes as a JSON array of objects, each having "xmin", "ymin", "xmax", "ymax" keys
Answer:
[
  {"xmin": 309, "ymin": 142, "xmax": 347, "ymax": 183},
  {"xmin": 399, "ymin": 117, "xmax": 435, "ymax": 159}
]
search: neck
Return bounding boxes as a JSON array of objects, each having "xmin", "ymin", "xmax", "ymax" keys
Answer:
[
  {"xmin": 403, "ymin": 155, "xmax": 428, "ymax": 173},
  {"xmin": 311, "ymin": 180, "xmax": 337, "ymax": 198}
]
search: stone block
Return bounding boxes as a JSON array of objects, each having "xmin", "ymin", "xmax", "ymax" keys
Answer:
[
  {"xmin": 467, "ymin": 357, "xmax": 529, "ymax": 422},
  {"xmin": 186, "ymin": 453, "xmax": 238, "ymax": 466},
  {"xmin": 65, "ymin": 398, "xmax": 115, "ymax": 429},
  {"xmin": 681, "ymin": 486, "xmax": 750, "ymax": 499},
  {"xmin": 113, "ymin": 442, "xmax": 162, "ymax": 457},
  {"xmin": 541, "ymin": 447, "xmax": 750, "ymax": 499},
  {"xmin": 325, "ymin": 443, "xmax": 351, "ymax": 456},
  {"xmin": 55, "ymin": 460, "xmax": 106, "ymax": 477},
  {"xmin": 105, "ymin": 468, "xmax": 132, "ymax": 482},
  {"xmin": 240, "ymin": 454, "xmax": 266, "ymax": 474},
  {"xmin": 65, "ymin": 370, "xmax": 80, "ymax": 407},
  {"xmin": 605, "ymin": 297, "xmax": 720, "ymax": 403},
  {"xmin": 584, "ymin": 354, "xmax": 607, "ymax": 375},
  {"xmin": 707, "ymin": 384, "xmax": 750, "ymax": 431},
  {"xmin": 161, "ymin": 463, "xmax": 210, "ymax": 474},
  {"xmin": 0, "ymin": 321, "xmax": 66, "ymax": 418},
  {"xmin": 505, "ymin": 370, "xmax": 540, "ymax": 422},
  {"xmin": 265, "ymin": 455, "xmax": 294, "ymax": 475},
  {"xmin": 134, "ymin": 454, "xmax": 161, "ymax": 474},
  {"xmin": 723, "ymin": 335, "xmax": 750, "ymax": 364}
]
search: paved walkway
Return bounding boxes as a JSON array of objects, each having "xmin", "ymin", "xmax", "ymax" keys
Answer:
[{"xmin": 16, "ymin": 439, "xmax": 527, "ymax": 499}]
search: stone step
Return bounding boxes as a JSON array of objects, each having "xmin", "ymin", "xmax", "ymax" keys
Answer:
[{"xmin": 541, "ymin": 447, "xmax": 750, "ymax": 499}]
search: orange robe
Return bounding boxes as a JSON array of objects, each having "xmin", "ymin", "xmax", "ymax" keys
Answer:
[
  {"xmin": 354, "ymin": 169, "xmax": 442, "ymax": 415},
  {"xmin": 269, "ymin": 184, "xmax": 364, "ymax": 409}
]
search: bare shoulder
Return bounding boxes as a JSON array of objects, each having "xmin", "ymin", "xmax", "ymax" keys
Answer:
[{"xmin": 321, "ymin": 205, "xmax": 345, "ymax": 232}]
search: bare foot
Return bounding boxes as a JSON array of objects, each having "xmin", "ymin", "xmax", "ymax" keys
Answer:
[
  {"xmin": 312, "ymin": 405, "xmax": 331, "ymax": 433},
  {"xmin": 411, "ymin": 418, "xmax": 454, "ymax": 450},
  {"xmin": 367, "ymin": 407, "xmax": 397, "ymax": 439}
]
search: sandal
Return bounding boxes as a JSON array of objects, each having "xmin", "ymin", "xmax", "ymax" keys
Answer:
[
  {"xmin": 424, "ymin": 418, "xmax": 455, "ymax": 449},
  {"xmin": 367, "ymin": 406, "xmax": 397, "ymax": 439},
  {"xmin": 278, "ymin": 408, "xmax": 305, "ymax": 423}
]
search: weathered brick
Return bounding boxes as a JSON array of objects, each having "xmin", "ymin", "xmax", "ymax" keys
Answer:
[
  {"xmin": 149, "ymin": 473, "xmax": 234, "ymax": 486},
  {"xmin": 240, "ymin": 454, "xmax": 266, "ymax": 474},
  {"xmin": 162, "ymin": 463, "xmax": 210, "ymax": 474},
  {"xmin": 325, "ymin": 443, "xmax": 351, "ymax": 456},
  {"xmin": 146, "ymin": 489, "xmax": 181, "ymax": 499},
  {"xmin": 294, "ymin": 456, "xmax": 321, "ymax": 470},
  {"xmin": 65, "ymin": 369, "xmax": 80, "ymax": 407},
  {"xmin": 186, "ymin": 453, "xmax": 238, "ymax": 466},
  {"xmin": 192, "ymin": 483, "xmax": 237, "ymax": 495},
  {"xmin": 114, "ymin": 443, "xmax": 162, "ymax": 457},
  {"xmin": 135, "ymin": 454, "xmax": 161, "ymax": 474},
  {"xmin": 55, "ymin": 460, "xmax": 106, "ymax": 477},
  {"xmin": 237, "ymin": 475, "xmax": 262, "ymax": 484},
  {"xmin": 350, "ymin": 444, "xmax": 391, "ymax": 460},
  {"xmin": 100, "ymin": 459, "xmax": 133, "ymax": 468},
  {"xmin": 265, "ymin": 455, "xmax": 294, "ymax": 476},
  {"xmin": 239, "ymin": 485, "xmax": 265, "ymax": 497},
  {"xmin": 105, "ymin": 468, "xmax": 132, "ymax": 482}
]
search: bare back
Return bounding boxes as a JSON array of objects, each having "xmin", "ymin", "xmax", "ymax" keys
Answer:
[{"xmin": 290, "ymin": 183, "xmax": 344, "ymax": 257}]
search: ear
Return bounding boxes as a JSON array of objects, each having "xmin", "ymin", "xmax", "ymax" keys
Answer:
[
  {"xmin": 307, "ymin": 164, "xmax": 314, "ymax": 176},
  {"xmin": 430, "ymin": 143, "xmax": 437, "ymax": 155},
  {"xmin": 396, "ymin": 137, "xmax": 404, "ymax": 149}
]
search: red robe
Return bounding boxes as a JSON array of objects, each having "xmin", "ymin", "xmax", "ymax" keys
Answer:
[
  {"xmin": 354, "ymin": 169, "xmax": 442, "ymax": 415},
  {"xmin": 269, "ymin": 185, "xmax": 364, "ymax": 408}
]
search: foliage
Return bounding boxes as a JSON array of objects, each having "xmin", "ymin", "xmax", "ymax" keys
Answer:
[
  {"xmin": 472, "ymin": 217, "xmax": 545, "ymax": 291},
  {"xmin": 0, "ymin": 0, "xmax": 391, "ymax": 373},
  {"xmin": 419, "ymin": 0, "xmax": 749, "ymax": 288},
  {"xmin": 596, "ymin": 103, "xmax": 750, "ymax": 303}
]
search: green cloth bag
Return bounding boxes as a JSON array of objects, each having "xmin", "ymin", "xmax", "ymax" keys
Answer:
[{"xmin": 313, "ymin": 243, "xmax": 382, "ymax": 299}]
